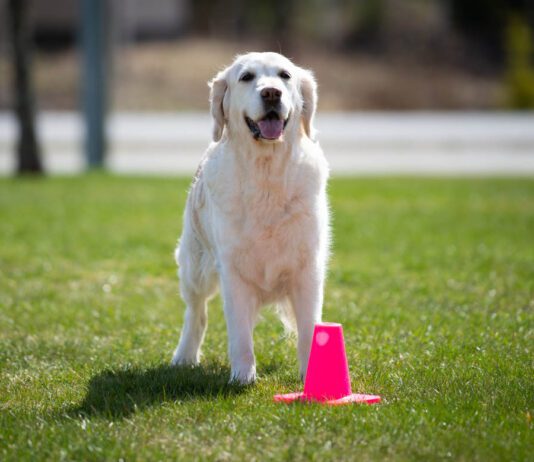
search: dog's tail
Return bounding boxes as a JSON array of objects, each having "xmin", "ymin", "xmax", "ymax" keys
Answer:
[{"xmin": 275, "ymin": 298, "xmax": 297, "ymax": 334}]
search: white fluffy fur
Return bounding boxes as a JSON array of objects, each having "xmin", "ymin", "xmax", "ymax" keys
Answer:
[{"xmin": 171, "ymin": 52, "xmax": 330, "ymax": 384}]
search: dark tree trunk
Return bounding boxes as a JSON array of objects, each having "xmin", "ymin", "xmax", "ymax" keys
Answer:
[{"xmin": 8, "ymin": 0, "xmax": 43, "ymax": 175}]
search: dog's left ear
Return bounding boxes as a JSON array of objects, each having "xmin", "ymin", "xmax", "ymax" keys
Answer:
[
  {"xmin": 209, "ymin": 69, "xmax": 228, "ymax": 142},
  {"xmin": 299, "ymin": 69, "xmax": 318, "ymax": 141}
]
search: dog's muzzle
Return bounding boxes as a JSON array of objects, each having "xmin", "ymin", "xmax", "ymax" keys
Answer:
[{"xmin": 245, "ymin": 111, "xmax": 289, "ymax": 140}]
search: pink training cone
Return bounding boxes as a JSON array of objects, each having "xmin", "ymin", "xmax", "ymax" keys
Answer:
[{"xmin": 274, "ymin": 322, "xmax": 381, "ymax": 405}]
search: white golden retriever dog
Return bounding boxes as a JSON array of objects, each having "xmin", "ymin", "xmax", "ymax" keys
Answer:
[{"xmin": 171, "ymin": 52, "xmax": 329, "ymax": 384}]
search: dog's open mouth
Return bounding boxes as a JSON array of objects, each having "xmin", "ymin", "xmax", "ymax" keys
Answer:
[{"xmin": 245, "ymin": 111, "xmax": 288, "ymax": 140}]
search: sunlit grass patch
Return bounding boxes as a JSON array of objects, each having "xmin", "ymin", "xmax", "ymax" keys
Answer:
[{"xmin": 1, "ymin": 175, "xmax": 533, "ymax": 461}]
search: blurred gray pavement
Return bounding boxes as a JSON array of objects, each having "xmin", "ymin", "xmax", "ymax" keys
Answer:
[{"xmin": 1, "ymin": 111, "xmax": 533, "ymax": 175}]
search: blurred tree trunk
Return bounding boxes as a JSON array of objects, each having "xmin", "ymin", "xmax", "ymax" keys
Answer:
[
  {"xmin": 269, "ymin": 0, "xmax": 296, "ymax": 53},
  {"xmin": 8, "ymin": 0, "xmax": 43, "ymax": 175}
]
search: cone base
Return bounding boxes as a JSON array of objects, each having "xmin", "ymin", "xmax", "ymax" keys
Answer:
[{"xmin": 273, "ymin": 392, "xmax": 381, "ymax": 406}]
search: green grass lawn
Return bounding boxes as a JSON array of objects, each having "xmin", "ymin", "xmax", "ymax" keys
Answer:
[{"xmin": 1, "ymin": 175, "xmax": 533, "ymax": 461}]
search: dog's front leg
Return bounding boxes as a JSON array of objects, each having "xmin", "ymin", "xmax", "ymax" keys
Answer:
[
  {"xmin": 291, "ymin": 268, "xmax": 324, "ymax": 380},
  {"xmin": 220, "ymin": 270, "xmax": 258, "ymax": 384}
]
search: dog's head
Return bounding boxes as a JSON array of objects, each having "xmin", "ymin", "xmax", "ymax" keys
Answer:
[{"xmin": 209, "ymin": 52, "xmax": 317, "ymax": 144}]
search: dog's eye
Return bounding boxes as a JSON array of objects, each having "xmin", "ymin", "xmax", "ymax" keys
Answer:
[
  {"xmin": 279, "ymin": 70, "xmax": 291, "ymax": 80},
  {"xmin": 239, "ymin": 72, "xmax": 255, "ymax": 82}
]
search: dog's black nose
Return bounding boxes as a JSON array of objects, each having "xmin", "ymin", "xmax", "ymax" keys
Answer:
[{"xmin": 261, "ymin": 87, "xmax": 282, "ymax": 102}]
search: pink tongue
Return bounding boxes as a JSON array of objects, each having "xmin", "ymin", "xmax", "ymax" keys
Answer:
[{"xmin": 257, "ymin": 119, "xmax": 284, "ymax": 139}]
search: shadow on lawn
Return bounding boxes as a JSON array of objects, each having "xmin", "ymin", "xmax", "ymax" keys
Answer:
[{"xmin": 72, "ymin": 362, "xmax": 247, "ymax": 419}]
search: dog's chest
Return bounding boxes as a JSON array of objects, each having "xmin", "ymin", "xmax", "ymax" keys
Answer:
[{"xmin": 230, "ymin": 184, "xmax": 311, "ymax": 294}]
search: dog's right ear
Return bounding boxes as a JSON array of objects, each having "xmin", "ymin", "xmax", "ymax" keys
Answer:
[
  {"xmin": 299, "ymin": 69, "xmax": 318, "ymax": 141},
  {"xmin": 209, "ymin": 70, "xmax": 228, "ymax": 142}
]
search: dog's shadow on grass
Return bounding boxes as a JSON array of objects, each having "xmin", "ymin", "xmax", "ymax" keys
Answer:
[{"xmin": 72, "ymin": 362, "xmax": 247, "ymax": 420}]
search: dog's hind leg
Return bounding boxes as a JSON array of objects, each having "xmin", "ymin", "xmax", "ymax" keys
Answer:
[
  {"xmin": 171, "ymin": 292, "xmax": 207, "ymax": 366},
  {"xmin": 171, "ymin": 240, "xmax": 218, "ymax": 366}
]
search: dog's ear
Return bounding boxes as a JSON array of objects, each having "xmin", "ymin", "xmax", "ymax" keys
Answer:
[
  {"xmin": 209, "ymin": 70, "xmax": 228, "ymax": 142},
  {"xmin": 299, "ymin": 69, "xmax": 318, "ymax": 141}
]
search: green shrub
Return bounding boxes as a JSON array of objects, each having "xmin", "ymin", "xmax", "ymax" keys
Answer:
[{"xmin": 504, "ymin": 15, "xmax": 534, "ymax": 109}]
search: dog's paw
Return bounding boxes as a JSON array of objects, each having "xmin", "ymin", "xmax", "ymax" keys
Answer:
[
  {"xmin": 229, "ymin": 365, "xmax": 256, "ymax": 385},
  {"xmin": 170, "ymin": 352, "xmax": 199, "ymax": 367}
]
